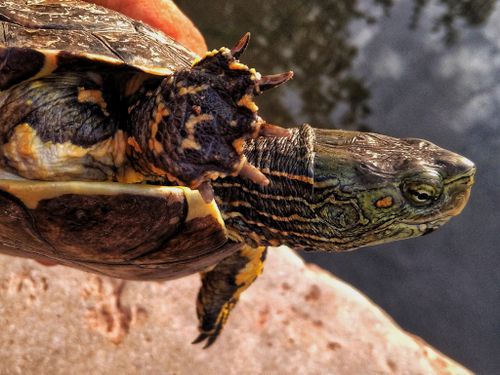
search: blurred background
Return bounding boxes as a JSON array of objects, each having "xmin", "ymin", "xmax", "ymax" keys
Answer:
[{"xmin": 177, "ymin": 0, "xmax": 499, "ymax": 373}]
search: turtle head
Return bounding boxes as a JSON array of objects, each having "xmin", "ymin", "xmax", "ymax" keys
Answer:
[
  {"xmin": 214, "ymin": 125, "xmax": 475, "ymax": 252},
  {"xmin": 127, "ymin": 33, "xmax": 292, "ymax": 189},
  {"xmin": 309, "ymin": 128, "xmax": 476, "ymax": 251}
]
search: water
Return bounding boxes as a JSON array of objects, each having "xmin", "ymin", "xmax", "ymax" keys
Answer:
[{"xmin": 178, "ymin": 1, "xmax": 500, "ymax": 373}]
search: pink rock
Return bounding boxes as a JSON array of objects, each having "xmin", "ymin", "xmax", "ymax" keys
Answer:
[{"xmin": 0, "ymin": 247, "xmax": 472, "ymax": 374}]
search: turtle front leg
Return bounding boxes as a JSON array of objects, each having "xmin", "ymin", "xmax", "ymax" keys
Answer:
[{"xmin": 193, "ymin": 245, "xmax": 267, "ymax": 348}]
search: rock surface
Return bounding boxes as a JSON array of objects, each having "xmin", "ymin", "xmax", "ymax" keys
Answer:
[{"xmin": 0, "ymin": 247, "xmax": 471, "ymax": 375}]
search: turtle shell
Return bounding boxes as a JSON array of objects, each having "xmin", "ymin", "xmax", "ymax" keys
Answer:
[
  {"xmin": 0, "ymin": 172, "xmax": 240, "ymax": 280},
  {"xmin": 0, "ymin": 0, "xmax": 244, "ymax": 279},
  {"xmin": 0, "ymin": 0, "xmax": 195, "ymax": 90}
]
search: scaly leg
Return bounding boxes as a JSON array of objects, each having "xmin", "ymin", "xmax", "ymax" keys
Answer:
[{"xmin": 192, "ymin": 245, "xmax": 267, "ymax": 348}]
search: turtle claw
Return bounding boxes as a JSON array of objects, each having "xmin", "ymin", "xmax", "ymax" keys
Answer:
[
  {"xmin": 259, "ymin": 122, "xmax": 290, "ymax": 137},
  {"xmin": 191, "ymin": 332, "xmax": 209, "ymax": 345},
  {"xmin": 230, "ymin": 32, "xmax": 251, "ymax": 59},
  {"xmin": 257, "ymin": 71, "xmax": 294, "ymax": 92},
  {"xmin": 239, "ymin": 160, "xmax": 269, "ymax": 186},
  {"xmin": 192, "ymin": 317, "xmax": 225, "ymax": 348},
  {"xmin": 192, "ymin": 327, "xmax": 222, "ymax": 349}
]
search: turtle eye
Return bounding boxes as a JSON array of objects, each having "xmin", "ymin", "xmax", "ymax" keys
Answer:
[{"xmin": 402, "ymin": 181, "xmax": 439, "ymax": 206}]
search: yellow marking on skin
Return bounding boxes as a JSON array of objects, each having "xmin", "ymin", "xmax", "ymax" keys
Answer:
[
  {"xmin": 148, "ymin": 163, "xmax": 168, "ymax": 176},
  {"xmin": 259, "ymin": 168, "xmax": 314, "ymax": 184},
  {"xmin": 181, "ymin": 138, "xmax": 202, "ymax": 150},
  {"xmin": 30, "ymin": 81, "xmax": 44, "ymax": 89},
  {"xmin": 33, "ymin": 49, "xmax": 174, "ymax": 77},
  {"xmin": 314, "ymin": 178, "xmax": 340, "ymax": 189},
  {"xmin": 232, "ymin": 138, "xmax": 245, "ymax": 154},
  {"xmin": 220, "ymin": 47, "xmax": 231, "ymax": 56},
  {"xmin": 1, "ymin": 124, "xmax": 121, "ymax": 181},
  {"xmin": 181, "ymin": 113, "xmax": 213, "ymax": 151},
  {"xmin": 77, "ymin": 87, "xmax": 109, "ymax": 116},
  {"xmin": 185, "ymin": 114, "xmax": 212, "ymax": 133},
  {"xmin": 111, "ymin": 130, "xmax": 127, "ymax": 167},
  {"xmin": 237, "ymin": 94, "xmax": 259, "ymax": 112},
  {"xmin": 218, "ymin": 180, "xmax": 363, "ymax": 224},
  {"xmin": 375, "ymin": 196, "xmax": 394, "ymax": 208},
  {"xmin": 116, "ymin": 165, "xmax": 145, "ymax": 184},
  {"xmin": 206, "ymin": 49, "xmax": 220, "ymax": 57},
  {"xmin": 223, "ymin": 200, "xmax": 320, "ymax": 223},
  {"xmin": 223, "ymin": 211, "xmax": 351, "ymax": 244},
  {"xmin": 235, "ymin": 246, "xmax": 266, "ymax": 288},
  {"xmin": 229, "ymin": 61, "xmax": 249, "ymax": 71},
  {"xmin": 178, "ymin": 187, "xmax": 225, "ymax": 228},
  {"xmin": 215, "ymin": 181, "xmax": 319, "ymax": 206},
  {"xmin": 148, "ymin": 100, "xmax": 170, "ymax": 154},
  {"xmin": 0, "ymin": 180, "xmax": 185, "ymax": 210},
  {"xmin": 127, "ymin": 137, "xmax": 143, "ymax": 153},
  {"xmin": 192, "ymin": 49, "xmax": 219, "ymax": 66},
  {"xmin": 227, "ymin": 230, "xmax": 244, "ymax": 243},
  {"xmin": 192, "ymin": 47, "xmax": 233, "ymax": 67},
  {"xmin": 249, "ymin": 68, "xmax": 261, "ymax": 81},
  {"xmin": 145, "ymin": 163, "xmax": 185, "ymax": 186},
  {"xmin": 178, "ymin": 84, "xmax": 209, "ymax": 96},
  {"xmin": 147, "ymin": 138, "xmax": 159, "ymax": 154},
  {"xmin": 32, "ymin": 50, "xmax": 58, "ymax": 80}
]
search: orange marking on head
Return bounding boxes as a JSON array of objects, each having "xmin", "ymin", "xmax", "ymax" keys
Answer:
[{"xmin": 375, "ymin": 196, "xmax": 394, "ymax": 208}]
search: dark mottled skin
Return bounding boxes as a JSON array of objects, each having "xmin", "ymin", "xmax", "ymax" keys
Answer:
[
  {"xmin": 128, "ymin": 52, "xmax": 260, "ymax": 186},
  {"xmin": 0, "ymin": 72, "xmax": 118, "ymax": 146}
]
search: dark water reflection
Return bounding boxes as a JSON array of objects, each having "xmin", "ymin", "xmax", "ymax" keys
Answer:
[{"xmin": 178, "ymin": 0, "xmax": 499, "ymax": 372}]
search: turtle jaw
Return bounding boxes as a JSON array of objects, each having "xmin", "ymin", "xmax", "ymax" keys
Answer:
[{"xmin": 439, "ymin": 155, "xmax": 475, "ymax": 218}]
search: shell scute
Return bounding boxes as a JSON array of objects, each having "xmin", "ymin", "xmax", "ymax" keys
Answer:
[{"xmin": 0, "ymin": 180, "xmax": 233, "ymax": 280}]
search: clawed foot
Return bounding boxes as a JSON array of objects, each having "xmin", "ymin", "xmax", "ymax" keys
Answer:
[
  {"xmin": 191, "ymin": 301, "xmax": 234, "ymax": 348},
  {"xmin": 192, "ymin": 246, "xmax": 267, "ymax": 348}
]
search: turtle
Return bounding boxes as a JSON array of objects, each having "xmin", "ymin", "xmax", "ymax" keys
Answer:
[{"xmin": 0, "ymin": 0, "xmax": 475, "ymax": 347}]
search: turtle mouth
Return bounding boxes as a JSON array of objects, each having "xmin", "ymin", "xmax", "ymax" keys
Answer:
[
  {"xmin": 415, "ymin": 217, "xmax": 452, "ymax": 234},
  {"xmin": 442, "ymin": 169, "xmax": 475, "ymax": 218},
  {"xmin": 443, "ymin": 167, "xmax": 476, "ymax": 187}
]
